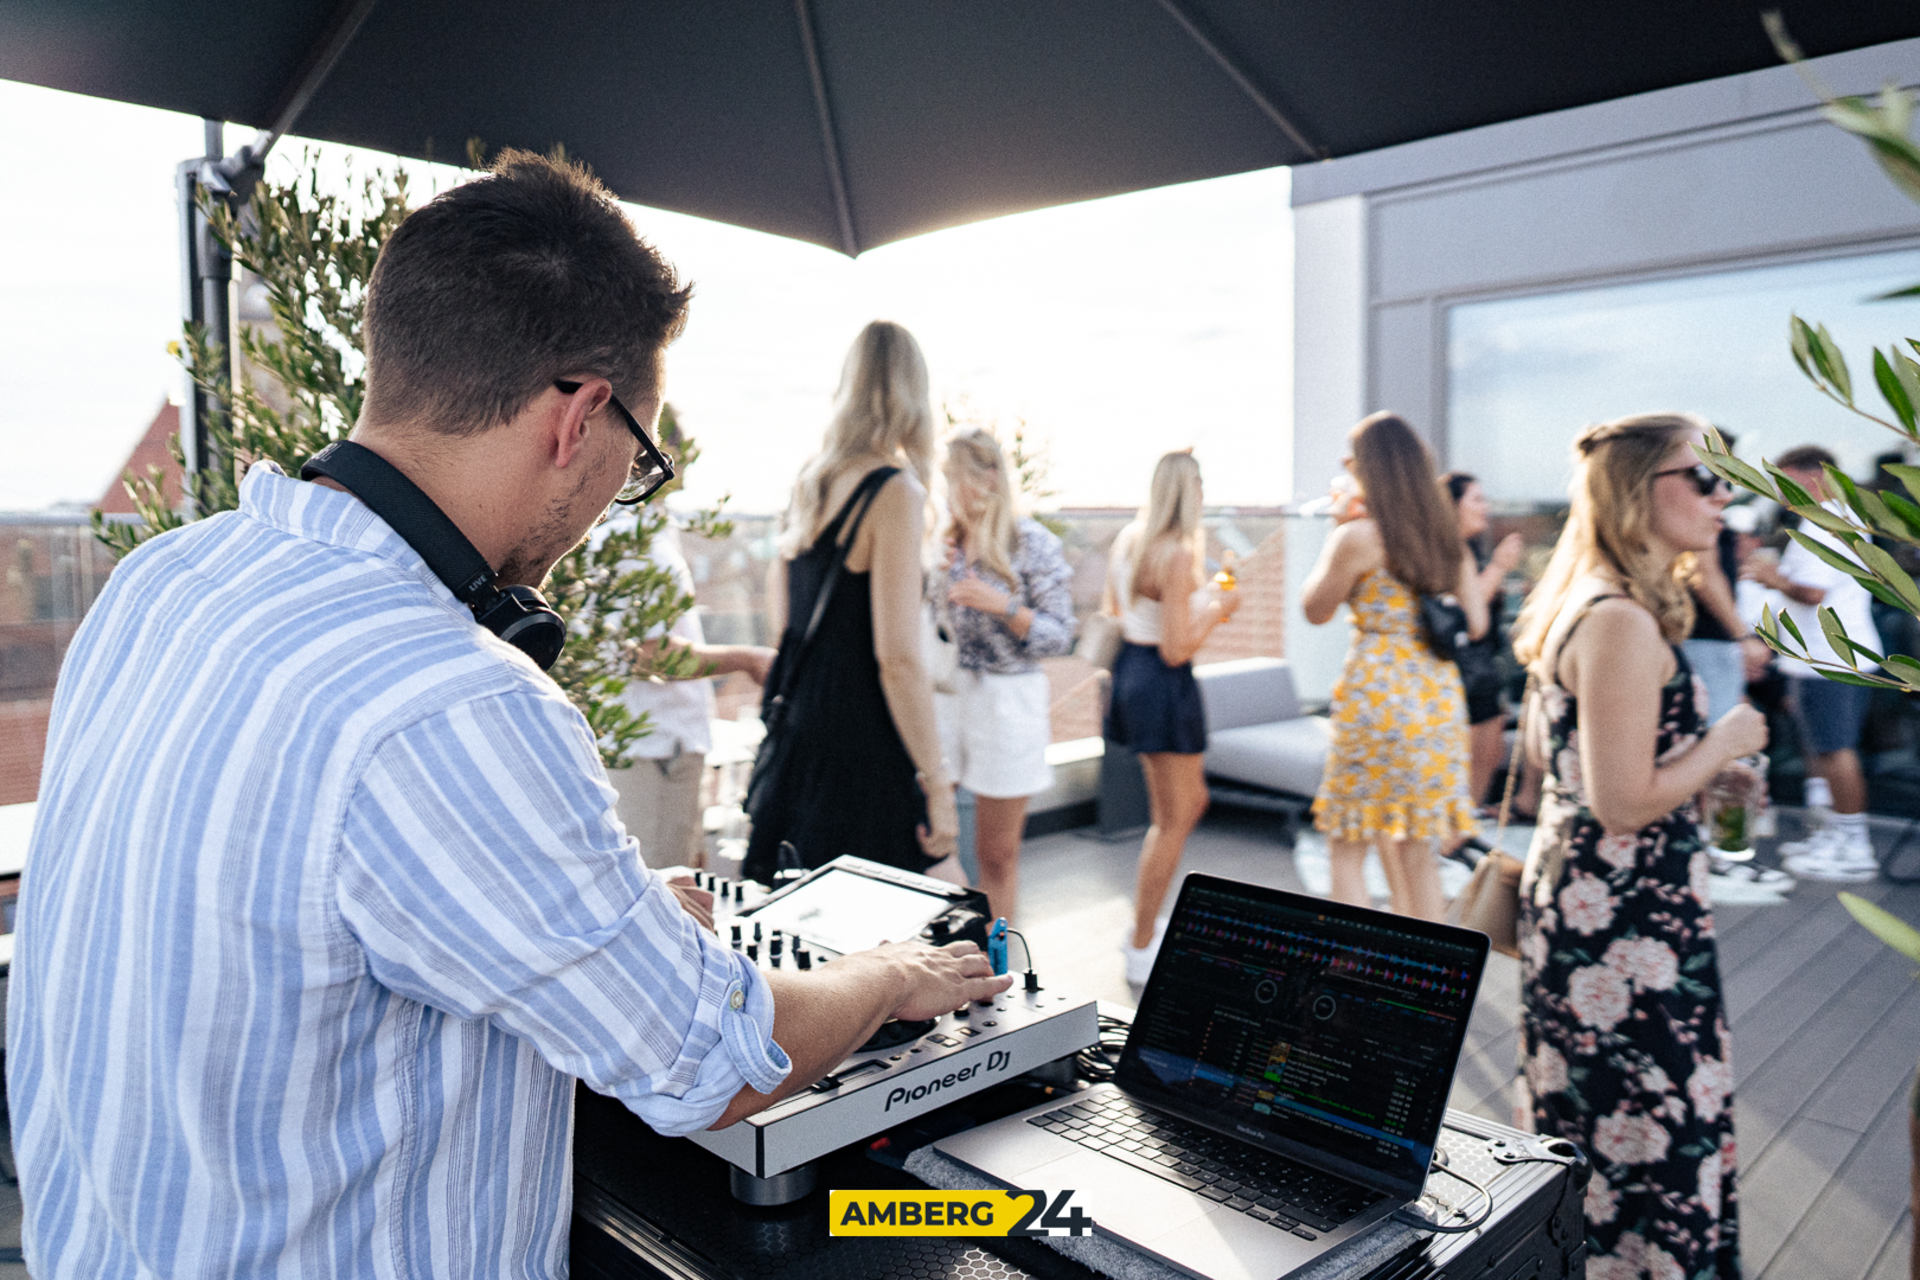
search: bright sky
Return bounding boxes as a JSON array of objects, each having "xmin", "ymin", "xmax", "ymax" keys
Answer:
[{"xmin": 0, "ymin": 79, "xmax": 1294, "ymax": 515}]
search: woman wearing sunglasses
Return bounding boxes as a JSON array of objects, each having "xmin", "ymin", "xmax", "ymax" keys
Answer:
[{"xmin": 1509, "ymin": 412, "xmax": 1767, "ymax": 1280}]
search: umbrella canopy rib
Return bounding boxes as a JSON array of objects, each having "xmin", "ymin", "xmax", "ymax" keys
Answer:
[
  {"xmin": 258, "ymin": 0, "xmax": 381, "ymax": 151},
  {"xmin": 1152, "ymin": 0, "xmax": 1326, "ymax": 161},
  {"xmin": 795, "ymin": 0, "xmax": 861, "ymax": 256}
]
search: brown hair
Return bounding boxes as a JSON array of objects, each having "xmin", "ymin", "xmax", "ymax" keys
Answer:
[
  {"xmin": 1774, "ymin": 444, "xmax": 1838, "ymax": 473},
  {"xmin": 1348, "ymin": 413, "xmax": 1462, "ymax": 595},
  {"xmin": 362, "ymin": 149, "xmax": 692, "ymax": 435},
  {"xmin": 1511, "ymin": 412, "xmax": 1705, "ymax": 669}
]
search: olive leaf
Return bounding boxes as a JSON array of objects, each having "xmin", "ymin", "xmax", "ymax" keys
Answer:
[{"xmin": 1839, "ymin": 893, "xmax": 1920, "ymax": 965}]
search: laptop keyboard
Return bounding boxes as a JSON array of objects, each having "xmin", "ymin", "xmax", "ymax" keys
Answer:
[{"xmin": 1027, "ymin": 1093, "xmax": 1379, "ymax": 1241}]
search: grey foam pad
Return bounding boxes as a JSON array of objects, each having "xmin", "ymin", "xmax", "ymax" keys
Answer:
[{"xmin": 904, "ymin": 1146, "xmax": 1427, "ymax": 1280}]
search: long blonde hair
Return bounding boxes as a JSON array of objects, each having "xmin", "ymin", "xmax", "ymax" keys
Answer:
[
  {"xmin": 942, "ymin": 427, "xmax": 1019, "ymax": 586},
  {"xmin": 780, "ymin": 320, "xmax": 936, "ymax": 557},
  {"xmin": 1348, "ymin": 412, "xmax": 1463, "ymax": 595},
  {"xmin": 1117, "ymin": 451, "xmax": 1205, "ymax": 601},
  {"xmin": 1511, "ymin": 412, "xmax": 1705, "ymax": 673}
]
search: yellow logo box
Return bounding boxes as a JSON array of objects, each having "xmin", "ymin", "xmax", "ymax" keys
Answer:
[{"xmin": 830, "ymin": 1189, "xmax": 1094, "ymax": 1237}]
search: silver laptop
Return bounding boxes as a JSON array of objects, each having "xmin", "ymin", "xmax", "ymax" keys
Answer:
[{"xmin": 935, "ymin": 874, "xmax": 1489, "ymax": 1280}]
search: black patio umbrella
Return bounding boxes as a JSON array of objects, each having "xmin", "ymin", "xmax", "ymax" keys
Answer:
[{"xmin": 5, "ymin": 1, "xmax": 1918, "ymax": 257}]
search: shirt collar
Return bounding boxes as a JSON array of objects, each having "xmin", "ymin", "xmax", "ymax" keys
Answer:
[{"xmin": 238, "ymin": 460, "xmax": 461, "ymax": 609}]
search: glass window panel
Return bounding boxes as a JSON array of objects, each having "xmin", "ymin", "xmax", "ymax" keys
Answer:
[{"xmin": 1447, "ymin": 248, "xmax": 1920, "ymax": 503}]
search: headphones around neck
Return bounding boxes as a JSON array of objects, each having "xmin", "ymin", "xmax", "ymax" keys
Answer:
[{"xmin": 301, "ymin": 441, "xmax": 568, "ymax": 670}]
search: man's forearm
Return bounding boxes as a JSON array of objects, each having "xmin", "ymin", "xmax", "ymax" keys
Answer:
[{"xmin": 708, "ymin": 957, "xmax": 904, "ymax": 1129}]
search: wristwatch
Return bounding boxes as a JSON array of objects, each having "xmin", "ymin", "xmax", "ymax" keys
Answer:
[{"xmin": 1004, "ymin": 597, "xmax": 1022, "ymax": 621}]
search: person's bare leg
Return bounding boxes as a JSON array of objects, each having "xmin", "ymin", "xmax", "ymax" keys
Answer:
[
  {"xmin": 1327, "ymin": 838, "xmax": 1372, "ymax": 907},
  {"xmin": 972, "ymin": 794, "xmax": 1030, "ymax": 925},
  {"xmin": 1382, "ymin": 837, "xmax": 1446, "ymax": 920},
  {"xmin": 1468, "ymin": 718, "xmax": 1504, "ymax": 810},
  {"xmin": 1814, "ymin": 747, "xmax": 1868, "ymax": 815},
  {"xmin": 1132, "ymin": 752, "xmax": 1209, "ymax": 948}
]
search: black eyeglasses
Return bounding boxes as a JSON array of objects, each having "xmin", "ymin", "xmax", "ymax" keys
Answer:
[
  {"xmin": 1653, "ymin": 462, "xmax": 1730, "ymax": 497},
  {"xmin": 554, "ymin": 379, "xmax": 675, "ymax": 505}
]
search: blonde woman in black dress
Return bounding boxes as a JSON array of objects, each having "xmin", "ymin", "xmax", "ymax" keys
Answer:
[{"xmin": 745, "ymin": 321, "xmax": 958, "ymax": 881}]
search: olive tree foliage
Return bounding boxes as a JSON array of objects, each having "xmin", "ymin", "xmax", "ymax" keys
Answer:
[
  {"xmin": 91, "ymin": 155, "xmax": 725, "ymax": 767},
  {"xmin": 1695, "ymin": 20, "xmax": 1920, "ymax": 693}
]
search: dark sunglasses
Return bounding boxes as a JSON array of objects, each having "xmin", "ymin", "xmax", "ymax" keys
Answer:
[
  {"xmin": 553, "ymin": 379, "xmax": 675, "ymax": 505},
  {"xmin": 1652, "ymin": 462, "xmax": 1731, "ymax": 497}
]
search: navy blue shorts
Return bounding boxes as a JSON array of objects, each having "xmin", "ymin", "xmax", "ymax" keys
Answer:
[
  {"xmin": 1106, "ymin": 642, "xmax": 1207, "ymax": 755},
  {"xmin": 1792, "ymin": 675, "xmax": 1873, "ymax": 756}
]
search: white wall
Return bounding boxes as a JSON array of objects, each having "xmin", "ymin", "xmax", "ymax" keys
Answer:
[
  {"xmin": 1289, "ymin": 195, "xmax": 1367, "ymax": 504},
  {"xmin": 1290, "ymin": 36, "xmax": 1920, "ymax": 477}
]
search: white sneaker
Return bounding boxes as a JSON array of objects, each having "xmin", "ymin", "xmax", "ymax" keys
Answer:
[
  {"xmin": 1784, "ymin": 828, "xmax": 1879, "ymax": 883},
  {"xmin": 1709, "ymin": 858, "xmax": 1795, "ymax": 891},
  {"xmin": 1122, "ymin": 918, "xmax": 1168, "ymax": 986},
  {"xmin": 1777, "ymin": 827, "xmax": 1829, "ymax": 859}
]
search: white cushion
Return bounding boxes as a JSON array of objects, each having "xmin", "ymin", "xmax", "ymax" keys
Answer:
[{"xmin": 1193, "ymin": 658, "xmax": 1302, "ymax": 732}]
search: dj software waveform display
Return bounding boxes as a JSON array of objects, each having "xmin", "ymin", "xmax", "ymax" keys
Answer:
[{"xmin": 1122, "ymin": 883, "xmax": 1484, "ymax": 1189}]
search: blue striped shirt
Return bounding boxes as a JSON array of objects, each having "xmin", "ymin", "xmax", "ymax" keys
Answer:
[{"xmin": 9, "ymin": 464, "xmax": 790, "ymax": 1278}]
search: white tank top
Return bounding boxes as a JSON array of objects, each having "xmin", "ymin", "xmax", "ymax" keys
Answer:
[{"xmin": 1110, "ymin": 540, "xmax": 1164, "ymax": 644}]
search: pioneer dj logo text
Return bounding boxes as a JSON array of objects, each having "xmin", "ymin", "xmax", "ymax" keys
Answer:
[{"xmin": 882, "ymin": 1050, "xmax": 1012, "ymax": 1112}]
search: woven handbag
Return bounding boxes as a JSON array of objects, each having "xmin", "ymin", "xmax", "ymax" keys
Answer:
[{"xmin": 1452, "ymin": 673, "xmax": 1535, "ymax": 958}]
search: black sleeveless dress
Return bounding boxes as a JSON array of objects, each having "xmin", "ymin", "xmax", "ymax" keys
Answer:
[
  {"xmin": 743, "ymin": 468, "xmax": 931, "ymax": 880},
  {"xmin": 1518, "ymin": 597, "xmax": 1739, "ymax": 1280}
]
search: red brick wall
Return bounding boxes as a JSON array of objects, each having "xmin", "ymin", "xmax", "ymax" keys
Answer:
[{"xmin": 0, "ymin": 699, "xmax": 51, "ymax": 805}]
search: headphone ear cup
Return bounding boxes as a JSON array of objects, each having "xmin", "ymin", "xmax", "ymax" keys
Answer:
[{"xmin": 471, "ymin": 586, "xmax": 567, "ymax": 671}]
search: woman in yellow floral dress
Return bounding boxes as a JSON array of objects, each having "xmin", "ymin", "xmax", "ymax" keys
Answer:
[{"xmin": 1301, "ymin": 412, "xmax": 1485, "ymax": 919}]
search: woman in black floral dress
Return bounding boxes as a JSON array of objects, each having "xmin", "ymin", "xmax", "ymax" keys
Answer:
[{"xmin": 1509, "ymin": 413, "xmax": 1770, "ymax": 1280}]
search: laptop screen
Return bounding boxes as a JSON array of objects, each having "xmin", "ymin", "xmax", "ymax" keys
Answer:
[{"xmin": 1116, "ymin": 876, "xmax": 1488, "ymax": 1195}]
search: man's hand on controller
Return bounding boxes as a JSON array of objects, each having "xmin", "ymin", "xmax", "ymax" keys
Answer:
[
  {"xmin": 666, "ymin": 876, "xmax": 715, "ymax": 931},
  {"xmin": 866, "ymin": 940, "xmax": 1012, "ymax": 1021}
]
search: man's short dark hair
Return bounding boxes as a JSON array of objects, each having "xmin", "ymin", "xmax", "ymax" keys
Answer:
[
  {"xmin": 1775, "ymin": 445, "xmax": 1839, "ymax": 473},
  {"xmin": 362, "ymin": 149, "xmax": 692, "ymax": 434}
]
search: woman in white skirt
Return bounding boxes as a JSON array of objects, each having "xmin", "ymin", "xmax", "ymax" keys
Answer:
[{"xmin": 934, "ymin": 428, "xmax": 1076, "ymax": 923}]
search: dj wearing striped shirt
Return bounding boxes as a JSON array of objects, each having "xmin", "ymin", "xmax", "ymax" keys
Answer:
[{"xmin": 10, "ymin": 151, "xmax": 1010, "ymax": 1279}]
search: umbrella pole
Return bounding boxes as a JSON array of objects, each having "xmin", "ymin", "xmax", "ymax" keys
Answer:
[
  {"xmin": 177, "ymin": 119, "xmax": 232, "ymax": 513},
  {"xmin": 171, "ymin": 0, "xmax": 382, "ymax": 508}
]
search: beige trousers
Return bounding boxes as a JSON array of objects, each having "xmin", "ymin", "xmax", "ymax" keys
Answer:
[{"xmin": 608, "ymin": 749, "xmax": 706, "ymax": 870}]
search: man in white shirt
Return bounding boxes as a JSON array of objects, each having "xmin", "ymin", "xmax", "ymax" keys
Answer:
[
  {"xmin": 1746, "ymin": 445, "xmax": 1882, "ymax": 881},
  {"xmin": 609, "ymin": 517, "xmax": 773, "ymax": 867}
]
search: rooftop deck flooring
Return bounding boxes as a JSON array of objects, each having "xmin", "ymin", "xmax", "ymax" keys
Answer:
[{"xmin": 1016, "ymin": 803, "xmax": 1920, "ymax": 1280}]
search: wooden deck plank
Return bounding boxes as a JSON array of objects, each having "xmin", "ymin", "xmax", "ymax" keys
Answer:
[
  {"xmin": 1740, "ymin": 1116, "xmax": 1866, "ymax": 1276},
  {"xmin": 1725, "ymin": 924, "xmax": 1887, "ymax": 1086},
  {"xmin": 1722, "ymin": 891, "xmax": 1884, "ymax": 1026},
  {"xmin": 1761, "ymin": 1087, "xmax": 1914, "ymax": 1280},
  {"xmin": 1734, "ymin": 949, "xmax": 1912, "ymax": 1171},
  {"xmin": 1867, "ymin": 1213, "xmax": 1913, "ymax": 1280},
  {"xmin": 1803, "ymin": 981, "xmax": 1920, "ymax": 1135}
]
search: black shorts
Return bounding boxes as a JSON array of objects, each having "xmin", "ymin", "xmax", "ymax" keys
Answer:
[{"xmin": 1105, "ymin": 642, "xmax": 1207, "ymax": 755}]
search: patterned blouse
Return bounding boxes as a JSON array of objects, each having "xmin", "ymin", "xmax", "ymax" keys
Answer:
[{"xmin": 934, "ymin": 518, "xmax": 1077, "ymax": 675}]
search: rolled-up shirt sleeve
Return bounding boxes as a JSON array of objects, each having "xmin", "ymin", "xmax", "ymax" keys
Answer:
[
  {"xmin": 335, "ymin": 687, "xmax": 790, "ymax": 1136},
  {"xmin": 1019, "ymin": 522, "xmax": 1077, "ymax": 659}
]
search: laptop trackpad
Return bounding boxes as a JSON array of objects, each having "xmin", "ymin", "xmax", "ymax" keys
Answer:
[{"xmin": 1020, "ymin": 1151, "xmax": 1214, "ymax": 1242}]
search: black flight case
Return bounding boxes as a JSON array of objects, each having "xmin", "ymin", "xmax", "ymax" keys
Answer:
[{"xmin": 572, "ymin": 1075, "xmax": 1589, "ymax": 1280}]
